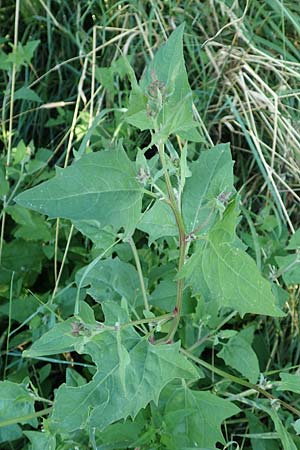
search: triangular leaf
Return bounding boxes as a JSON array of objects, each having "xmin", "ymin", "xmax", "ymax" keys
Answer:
[
  {"xmin": 278, "ymin": 373, "xmax": 300, "ymax": 394},
  {"xmin": 15, "ymin": 144, "xmax": 143, "ymax": 236},
  {"xmin": 180, "ymin": 201, "xmax": 284, "ymax": 317},
  {"xmin": 162, "ymin": 383, "xmax": 240, "ymax": 449},
  {"xmin": 182, "ymin": 143, "xmax": 234, "ymax": 234},
  {"xmin": 217, "ymin": 327, "xmax": 260, "ymax": 383},
  {"xmin": 127, "ymin": 24, "xmax": 201, "ymax": 142},
  {"xmin": 75, "ymin": 256, "xmax": 145, "ymax": 308},
  {"xmin": 14, "ymin": 86, "xmax": 42, "ymax": 103},
  {"xmin": 23, "ymin": 303, "xmax": 198, "ymax": 434},
  {"xmin": 137, "ymin": 200, "xmax": 177, "ymax": 245}
]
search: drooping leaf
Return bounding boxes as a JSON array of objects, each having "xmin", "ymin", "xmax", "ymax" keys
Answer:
[
  {"xmin": 75, "ymin": 256, "xmax": 145, "ymax": 308},
  {"xmin": 278, "ymin": 373, "xmax": 300, "ymax": 394},
  {"xmin": 23, "ymin": 302, "xmax": 198, "ymax": 434},
  {"xmin": 127, "ymin": 24, "xmax": 201, "ymax": 142},
  {"xmin": 217, "ymin": 327, "xmax": 260, "ymax": 383},
  {"xmin": 137, "ymin": 200, "xmax": 177, "ymax": 245},
  {"xmin": 15, "ymin": 144, "xmax": 143, "ymax": 236},
  {"xmin": 180, "ymin": 201, "xmax": 284, "ymax": 317},
  {"xmin": 182, "ymin": 143, "xmax": 235, "ymax": 234},
  {"xmin": 162, "ymin": 383, "xmax": 239, "ymax": 449}
]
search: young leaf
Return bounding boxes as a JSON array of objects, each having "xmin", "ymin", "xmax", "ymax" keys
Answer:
[
  {"xmin": 127, "ymin": 24, "xmax": 201, "ymax": 142},
  {"xmin": 182, "ymin": 143, "xmax": 234, "ymax": 234},
  {"xmin": 7, "ymin": 40, "xmax": 40, "ymax": 69},
  {"xmin": 15, "ymin": 144, "xmax": 143, "ymax": 236},
  {"xmin": 180, "ymin": 201, "xmax": 284, "ymax": 317},
  {"xmin": 217, "ymin": 327, "xmax": 260, "ymax": 383},
  {"xmin": 162, "ymin": 383, "xmax": 239, "ymax": 449}
]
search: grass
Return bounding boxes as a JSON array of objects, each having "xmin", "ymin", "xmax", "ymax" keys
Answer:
[{"xmin": 1, "ymin": 0, "xmax": 300, "ymax": 449}]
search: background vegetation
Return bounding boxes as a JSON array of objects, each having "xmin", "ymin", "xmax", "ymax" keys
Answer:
[{"xmin": 1, "ymin": 0, "xmax": 300, "ymax": 449}]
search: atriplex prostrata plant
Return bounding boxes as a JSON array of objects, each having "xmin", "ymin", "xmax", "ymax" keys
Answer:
[{"xmin": 2, "ymin": 23, "xmax": 300, "ymax": 449}]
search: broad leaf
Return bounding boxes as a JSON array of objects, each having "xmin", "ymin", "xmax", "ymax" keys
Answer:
[
  {"xmin": 287, "ymin": 229, "xmax": 300, "ymax": 250},
  {"xmin": 23, "ymin": 303, "xmax": 198, "ymax": 433},
  {"xmin": 182, "ymin": 143, "xmax": 234, "ymax": 234},
  {"xmin": 150, "ymin": 278, "xmax": 195, "ymax": 314},
  {"xmin": 24, "ymin": 431, "xmax": 56, "ymax": 450},
  {"xmin": 217, "ymin": 327, "xmax": 260, "ymax": 383},
  {"xmin": 180, "ymin": 201, "xmax": 284, "ymax": 317},
  {"xmin": 278, "ymin": 373, "xmax": 300, "ymax": 394},
  {"xmin": 14, "ymin": 86, "xmax": 42, "ymax": 103},
  {"xmin": 162, "ymin": 383, "xmax": 239, "ymax": 449},
  {"xmin": 75, "ymin": 256, "xmax": 145, "ymax": 308},
  {"xmin": 0, "ymin": 381, "xmax": 37, "ymax": 443},
  {"xmin": 6, "ymin": 204, "xmax": 51, "ymax": 241},
  {"xmin": 127, "ymin": 24, "xmax": 201, "ymax": 142},
  {"xmin": 15, "ymin": 144, "xmax": 143, "ymax": 236},
  {"xmin": 275, "ymin": 254, "xmax": 300, "ymax": 285},
  {"xmin": 137, "ymin": 200, "xmax": 177, "ymax": 245}
]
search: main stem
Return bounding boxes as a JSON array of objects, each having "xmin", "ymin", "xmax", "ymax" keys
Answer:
[{"xmin": 157, "ymin": 140, "xmax": 186, "ymax": 341}]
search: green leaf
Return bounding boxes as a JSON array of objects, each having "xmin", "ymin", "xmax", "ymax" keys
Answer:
[
  {"xmin": 73, "ymin": 221, "xmax": 116, "ymax": 249},
  {"xmin": 0, "ymin": 163, "xmax": 9, "ymax": 197},
  {"xmin": 24, "ymin": 430, "xmax": 56, "ymax": 450},
  {"xmin": 75, "ymin": 256, "xmax": 145, "ymax": 308},
  {"xmin": 278, "ymin": 373, "xmax": 300, "ymax": 394},
  {"xmin": 6, "ymin": 204, "xmax": 51, "ymax": 241},
  {"xmin": 0, "ymin": 295, "xmax": 38, "ymax": 323},
  {"xmin": 162, "ymin": 383, "xmax": 239, "ymax": 449},
  {"xmin": 95, "ymin": 67, "xmax": 115, "ymax": 92},
  {"xmin": 182, "ymin": 143, "xmax": 234, "ymax": 234},
  {"xmin": 127, "ymin": 24, "xmax": 201, "ymax": 142},
  {"xmin": 22, "ymin": 318, "xmax": 89, "ymax": 358},
  {"xmin": 287, "ymin": 229, "xmax": 300, "ymax": 250},
  {"xmin": 14, "ymin": 86, "xmax": 42, "ymax": 103},
  {"xmin": 275, "ymin": 254, "xmax": 300, "ymax": 285},
  {"xmin": 0, "ymin": 381, "xmax": 36, "ymax": 443},
  {"xmin": 15, "ymin": 144, "xmax": 143, "ymax": 236},
  {"xmin": 0, "ymin": 49, "xmax": 10, "ymax": 70},
  {"xmin": 246, "ymin": 412, "xmax": 279, "ymax": 450},
  {"xmin": 264, "ymin": 406, "xmax": 298, "ymax": 450},
  {"xmin": 25, "ymin": 303, "xmax": 198, "ymax": 434},
  {"xmin": 7, "ymin": 40, "xmax": 40, "ymax": 68},
  {"xmin": 217, "ymin": 327, "xmax": 260, "ymax": 383},
  {"xmin": 137, "ymin": 200, "xmax": 177, "ymax": 245},
  {"xmin": 180, "ymin": 201, "xmax": 284, "ymax": 317},
  {"xmin": 150, "ymin": 278, "xmax": 194, "ymax": 314},
  {"xmin": 0, "ymin": 239, "xmax": 44, "ymax": 284}
]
